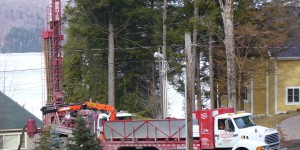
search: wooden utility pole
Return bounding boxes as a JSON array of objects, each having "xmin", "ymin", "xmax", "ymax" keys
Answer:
[{"xmin": 185, "ymin": 32, "xmax": 193, "ymax": 150}]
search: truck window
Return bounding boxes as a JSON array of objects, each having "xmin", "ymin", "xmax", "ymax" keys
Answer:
[
  {"xmin": 117, "ymin": 116, "xmax": 132, "ymax": 120},
  {"xmin": 99, "ymin": 117, "xmax": 108, "ymax": 127},
  {"xmin": 224, "ymin": 119, "xmax": 235, "ymax": 132},
  {"xmin": 234, "ymin": 116, "xmax": 255, "ymax": 129},
  {"xmin": 193, "ymin": 119, "xmax": 198, "ymax": 125},
  {"xmin": 218, "ymin": 119, "xmax": 226, "ymax": 130}
]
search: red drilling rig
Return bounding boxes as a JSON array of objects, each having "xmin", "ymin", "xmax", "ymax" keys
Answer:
[
  {"xmin": 41, "ymin": 0, "xmax": 64, "ymax": 126},
  {"xmin": 26, "ymin": 0, "xmax": 66, "ymax": 142}
]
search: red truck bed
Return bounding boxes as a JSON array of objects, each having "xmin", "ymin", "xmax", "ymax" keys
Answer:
[{"xmin": 103, "ymin": 119, "xmax": 200, "ymax": 150}]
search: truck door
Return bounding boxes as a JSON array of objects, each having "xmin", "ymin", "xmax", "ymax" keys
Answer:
[
  {"xmin": 97, "ymin": 115, "xmax": 108, "ymax": 138},
  {"xmin": 214, "ymin": 118, "xmax": 238, "ymax": 148}
]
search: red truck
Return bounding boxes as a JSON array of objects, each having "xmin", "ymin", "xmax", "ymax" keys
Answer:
[
  {"xmin": 27, "ymin": 107, "xmax": 280, "ymax": 150},
  {"xmin": 100, "ymin": 108, "xmax": 280, "ymax": 150}
]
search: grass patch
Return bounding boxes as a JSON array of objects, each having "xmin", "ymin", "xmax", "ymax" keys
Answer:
[
  {"xmin": 253, "ymin": 111, "xmax": 300, "ymax": 140},
  {"xmin": 253, "ymin": 111, "xmax": 300, "ymax": 128}
]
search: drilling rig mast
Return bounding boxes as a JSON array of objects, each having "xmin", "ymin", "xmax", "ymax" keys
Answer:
[{"xmin": 42, "ymin": 0, "xmax": 64, "ymax": 125}]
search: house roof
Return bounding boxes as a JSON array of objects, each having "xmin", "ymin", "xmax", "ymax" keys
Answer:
[
  {"xmin": 276, "ymin": 46, "xmax": 300, "ymax": 59},
  {"xmin": 0, "ymin": 91, "xmax": 43, "ymax": 130},
  {"xmin": 276, "ymin": 25, "xmax": 300, "ymax": 59},
  {"xmin": 273, "ymin": 30, "xmax": 300, "ymax": 60}
]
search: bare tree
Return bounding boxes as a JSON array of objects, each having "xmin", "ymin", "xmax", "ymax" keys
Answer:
[
  {"xmin": 139, "ymin": 62, "xmax": 162, "ymax": 119},
  {"xmin": 218, "ymin": 0, "xmax": 237, "ymax": 110}
]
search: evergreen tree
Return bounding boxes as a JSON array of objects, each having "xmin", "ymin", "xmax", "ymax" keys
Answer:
[
  {"xmin": 62, "ymin": 0, "xmax": 175, "ymax": 117},
  {"xmin": 2, "ymin": 27, "xmax": 41, "ymax": 53},
  {"xmin": 61, "ymin": 0, "xmax": 299, "ymax": 115},
  {"xmin": 67, "ymin": 116, "xmax": 101, "ymax": 150},
  {"xmin": 38, "ymin": 126, "xmax": 51, "ymax": 150},
  {"xmin": 38, "ymin": 126, "xmax": 68, "ymax": 150}
]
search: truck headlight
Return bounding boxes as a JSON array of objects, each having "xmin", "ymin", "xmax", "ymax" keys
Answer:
[{"xmin": 256, "ymin": 146, "xmax": 269, "ymax": 150}]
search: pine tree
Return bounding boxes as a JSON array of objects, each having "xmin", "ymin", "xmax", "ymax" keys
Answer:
[
  {"xmin": 38, "ymin": 126, "xmax": 51, "ymax": 150},
  {"xmin": 67, "ymin": 116, "xmax": 101, "ymax": 150},
  {"xmin": 38, "ymin": 126, "xmax": 68, "ymax": 150}
]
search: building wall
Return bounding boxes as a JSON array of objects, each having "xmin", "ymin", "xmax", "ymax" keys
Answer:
[
  {"xmin": 0, "ymin": 130, "xmax": 39, "ymax": 150},
  {"xmin": 268, "ymin": 60, "xmax": 275, "ymax": 115},
  {"xmin": 277, "ymin": 60, "xmax": 300, "ymax": 113},
  {"xmin": 247, "ymin": 60, "xmax": 276, "ymax": 115},
  {"xmin": 252, "ymin": 61, "xmax": 267, "ymax": 114}
]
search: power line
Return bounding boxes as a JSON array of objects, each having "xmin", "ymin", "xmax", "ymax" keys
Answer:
[
  {"xmin": 1, "ymin": 82, "xmax": 43, "ymax": 87},
  {"xmin": 0, "ymin": 59, "xmax": 156, "ymax": 73},
  {"xmin": 0, "ymin": 68, "xmax": 43, "ymax": 73}
]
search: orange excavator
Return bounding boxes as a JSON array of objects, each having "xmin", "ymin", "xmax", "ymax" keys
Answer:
[
  {"xmin": 41, "ymin": 101, "xmax": 117, "ymax": 121},
  {"xmin": 63, "ymin": 102, "xmax": 116, "ymax": 120}
]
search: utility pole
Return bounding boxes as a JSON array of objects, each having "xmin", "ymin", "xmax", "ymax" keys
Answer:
[{"xmin": 185, "ymin": 32, "xmax": 193, "ymax": 150}]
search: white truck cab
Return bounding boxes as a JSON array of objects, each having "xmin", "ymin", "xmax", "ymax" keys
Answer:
[
  {"xmin": 214, "ymin": 112, "xmax": 280, "ymax": 150},
  {"xmin": 95, "ymin": 112, "xmax": 134, "ymax": 138}
]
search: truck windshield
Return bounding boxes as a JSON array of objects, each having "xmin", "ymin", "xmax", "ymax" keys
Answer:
[{"xmin": 234, "ymin": 116, "xmax": 255, "ymax": 129}]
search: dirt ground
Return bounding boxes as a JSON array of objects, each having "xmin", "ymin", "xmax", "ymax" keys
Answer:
[{"xmin": 281, "ymin": 139, "xmax": 300, "ymax": 150}]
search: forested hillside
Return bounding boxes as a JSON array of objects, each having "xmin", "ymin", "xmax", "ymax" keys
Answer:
[{"xmin": 0, "ymin": 0, "xmax": 46, "ymax": 52}]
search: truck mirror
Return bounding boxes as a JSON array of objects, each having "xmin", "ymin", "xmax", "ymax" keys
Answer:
[{"xmin": 224, "ymin": 119, "xmax": 231, "ymax": 132}]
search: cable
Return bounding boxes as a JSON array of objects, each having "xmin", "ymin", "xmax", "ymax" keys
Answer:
[{"xmin": 0, "ymin": 59, "xmax": 155, "ymax": 73}]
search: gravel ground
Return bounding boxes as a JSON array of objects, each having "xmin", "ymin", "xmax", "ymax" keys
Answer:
[{"xmin": 280, "ymin": 115, "xmax": 300, "ymax": 149}]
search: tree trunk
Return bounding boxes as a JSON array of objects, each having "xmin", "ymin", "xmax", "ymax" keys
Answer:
[
  {"xmin": 208, "ymin": 35, "xmax": 214, "ymax": 109},
  {"xmin": 238, "ymin": 70, "xmax": 241, "ymax": 111},
  {"xmin": 196, "ymin": 49, "xmax": 201, "ymax": 110},
  {"xmin": 158, "ymin": 48, "xmax": 163, "ymax": 119},
  {"xmin": 192, "ymin": 0, "xmax": 199, "ymax": 110},
  {"xmin": 108, "ymin": 13, "xmax": 115, "ymax": 107},
  {"xmin": 162, "ymin": 0, "xmax": 168, "ymax": 118},
  {"xmin": 163, "ymin": 0, "xmax": 167, "ymax": 61},
  {"xmin": 219, "ymin": 0, "xmax": 237, "ymax": 110}
]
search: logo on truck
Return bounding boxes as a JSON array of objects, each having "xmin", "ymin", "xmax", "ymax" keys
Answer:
[{"xmin": 201, "ymin": 113, "xmax": 208, "ymax": 119}]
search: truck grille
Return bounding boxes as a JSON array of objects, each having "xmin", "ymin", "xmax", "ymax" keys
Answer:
[
  {"xmin": 265, "ymin": 133, "xmax": 280, "ymax": 147},
  {"xmin": 268, "ymin": 143, "xmax": 280, "ymax": 150}
]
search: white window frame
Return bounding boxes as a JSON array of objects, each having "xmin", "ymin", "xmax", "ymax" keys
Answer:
[
  {"xmin": 0, "ymin": 133, "xmax": 27, "ymax": 150},
  {"xmin": 242, "ymin": 86, "xmax": 248, "ymax": 103},
  {"xmin": 286, "ymin": 87, "xmax": 300, "ymax": 105}
]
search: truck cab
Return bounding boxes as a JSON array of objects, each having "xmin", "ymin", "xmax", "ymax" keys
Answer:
[
  {"xmin": 95, "ymin": 112, "xmax": 134, "ymax": 138},
  {"xmin": 214, "ymin": 112, "xmax": 280, "ymax": 150},
  {"xmin": 195, "ymin": 108, "xmax": 280, "ymax": 150}
]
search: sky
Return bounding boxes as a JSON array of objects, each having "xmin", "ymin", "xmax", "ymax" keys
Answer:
[
  {"xmin": 0, "ymin": 53, "xmax": 45, "ymax": 120},
  {"xmin": 0, "ymin": 52, "xmax": 185, "ymax": 120}
]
